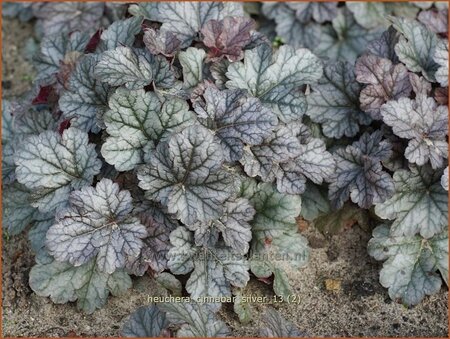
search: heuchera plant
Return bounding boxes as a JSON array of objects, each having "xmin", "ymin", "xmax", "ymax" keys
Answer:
[{"xmin": 2, "ymin": 1, "xmax": 448, "ymax": 336}]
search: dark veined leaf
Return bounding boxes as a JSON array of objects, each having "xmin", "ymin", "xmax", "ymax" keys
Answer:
[
  {"xmin": 391, "ymin": 16, "xmax": 439, "ymax": 81},
  {"xmin": 418, "ymin": 8, "xmax": 448, "ymax": 34},
  {"xmin": 186, "ymin": 198, "xmax": 254, "ymax": 254},
  {"xmin": 59, "ymin": 54, "xmax": 110, "ymax": 132},
  {"xmin": 201, "ymin": 16, "xmax": 255, "ymax": 62},
  {"xmin": 143, "ymin": 28, "xmax": 181, "ymax": 57},
  {"xmin": 178, "ymin": 47, "xmax": 206, "ymax": 90},
  {"xmin": 315, "ymin": 8, "xmax": 381, "ymax": 62},
  {"xmin": 355, "ymin": 54, "xmax": 412, "ymax": 120},
  {"xmin": 98, "ymin": 16, "xmax": 143, "ymax": 51},
  {"xmin": 380, "ymin": 94, "xmax": 448, "ymax": 169},
  {"xmin": 374, "ymin": 165, "xmax": 448, "ymax": 239},
  {"xmin": 193, "ymin": 85, "xmax": 278, "ymax": 162},
  {"xmin": 261, "ymin": 3, "xmax": 322, "ymax": 50},
  {"xmin": 307, "ymin": 61, "xmax": 371, "ymax": 138},
  {"xmin": 95, "ymin": 46, "xmax": 153, "ymax": 89},
  {"xmin": 33, "ymin": 2, "xmax": 104, "ymax": 36},
  {"xmin": 159, "ymin": 302, "xmax": 230, "ymax": 337},
  {"xmin": 138, "ymin": 125, "xmax": 235, "ymax": 225},
  {"xmin": 366, "ymin": 26, "xmax": 400, "ymax": 63},
  {"xmin": 34, "ymin": 31, "xmax": 91, "ymax": 84},
  {"xmin": 130, "ymin": 2, "xmax": 244, "ymax": 48},
  {"xmin": 46, "ymin": 179, "xmax": 147, "ymax": 274},
  {"xmin": 101, "ymin": 88, "xmax": 194, "ymax": 171},
  {"xmin": 293, "ymin": 2, "xmax": 338, "ymax": 23},
  {"xmin": 30, "ymin": 258, "xmax": 131, "ymax": 314},
  {"xmin": 299, "ymin": 182, "xmax": 330, "ymax": 221},
  {"xmin": 121, "ymin": 304, "xmax": 169, "ymax": 337},
  {"xmin": 434, "ymin": 39, "xmax": 448, "ymax": 87},
  {"xmin": 3, "ymin": 183, "xmax": 39, "ymax": 236},
  {"xmin": 227, "ymin": 42, "xmax": 322, "ymax": 122},
  {"xmin": 368, "ymin": 224, "xmax": 448, "ymax": 306},
  {"xmin": 167, "ymin": 227, "xmax": 249, "ymax": 299},
  {"xmin": 126, "ymin": 203, "xmax": 178, "ymax": 275},
  {"xmin": 329, "ymin": 131, "xmax": 395, "ymax": 209},
  {"xmin": 15, "ymin": 128, "xmax": 102, "ymax": 213},
  {"xmin": 260, "ymin": 308, "xmax": 306, "ymax": 337}
]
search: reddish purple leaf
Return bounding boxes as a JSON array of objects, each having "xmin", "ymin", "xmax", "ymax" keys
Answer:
[{"xmin": 201, "ymin": 17, "xmax": 255, "ymax": 62}]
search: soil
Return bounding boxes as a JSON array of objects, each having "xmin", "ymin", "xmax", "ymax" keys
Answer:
[{"xmin": 2, "ymin": 17, "xmax": 448, "ymax": 338}]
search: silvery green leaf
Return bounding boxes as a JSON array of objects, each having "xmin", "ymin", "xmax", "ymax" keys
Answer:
[
  {"xmin": 391, "ymin": 17, "xmax": 439, "ymax": 81},
  {"xmin": 34, "ymin": 31, "xmax": 91, "ymax": 83},
  {"xmin": 375, "ymin": 166, "xmax": 448, "ymax": 239},
  {"xmin": 155, "ymin": 272, "xmax": 182, "ymax": 296},
  {"xmin": 329, "ymin": 131, "xmax": 395, "ymax": 209},
  {"xmin": 167, "ymin": 227, "xmax": 249, "ymax": 299},
  {"xmin": 293, "ymin": 2, "xmax": 338, "ymax": 23},
  {"xmin": 28, "ymin": 215, "xmax": 54, "ymax": 257},
  {"xmin": 33, "ymin": 3, "xmax": 104, "ymax": 35},
  {"xmin": 194, "ymin": 85, "xmax": 277, "ymax": 161},
  {"xmin": 143, "ymin": 28, "xmax": 181, "ymax": 57},
  {"xmin": 178, "ymin": 47, "xmax": 206, "ymax": 90},
  {"xmin": 141, "ymin": 50, "xmax": 178, "ymax": 90},
  {"xmin": 138, "ymin": 125, "xmax": 234, "ymax": 225},
  {"xmin": 442, "ymin": 167, "xmax": 448, "ymax": 191},
  {"xmin": 14, "ymin": 128, "xmax": 102, "ymax": 213},
  {"xmin": 346, "ymin": 3, "xmax": 387, "ymax": 29},
  {"xmin": 240, "ymin": 126, "xmax": 301, "ymax": 181},
  {"xmin": 29, "ymin": 259, "xmax": 131, "ymax": 314},
  {"xmin": 95, "ymin": 47, "xmax": 153, "ymax": 89},
  {"xmin": 98, "ymin": 16, "xmax": 143, "ymax": 51},
  {"xmin": 101, "ymin": 88, "xmax": 193, "ymax": 171},
  {"xmin": 434, "ymin": 39, "xmax": 448, "ymax": 87},
  {"xmin": 261, "ymin": 3, "xmax": 322, "ymax": 50},
  {"xmin": 59, "ymin": 54, "xmax": 110, "ymax": 132},
  {"xmin": 233, "ymin": 289, "xmax": 252, "ymax": 324},
  {"xmin": 3, "ymin": 183, "xmax": 38, "ymax": 235},
  {"xmin": 260, "ymin": 308, "xmax": 305, "ymax": 337},
  {"xmin": 227, "ymin": 43, "xmax": 322, "ymax": 122},
  {"xmin": 126, "ymin": 204, "xmax": 178, "ymax": 275},
  {"xmin": 299, "ymin": 183, "xmax": 330, "ymax": 221},
  {"xmin": 273, "ymin": 267, "xmax": 293, "ymax": 298},
  {"xmin": 188, "ymin": 198, "xmax": 254, "ymax": 254},
  {"xmin": 201, "ymin": 16, "xmax": 255, "ymax": 62},
  {"xmin": 366, "ymin": 26, "xmax": 400, "ymax": 62},
  {"xmin": 380, "ymin": 95, "xmax": 448, "ymax": 169},
  {"xmin": 128, "ymin": 3, "xmax": 159, "ymax": 19},
  {"xmin": 355, "ymin": 54, "xmax": 412, "ymax": 120},
  {"xmin": 46, "ymin": 179, "xmax": 147, "ymax": 274},
  {"xmin": 418, "ymin": 8, "xmax": 448, "ymax": 34},
  {"xmin": 3, "ymin": 143, "xmax": 16, "ymax": 184},
  {"xmin": 159, "ymin": 302, "xmax": 230, "ymax": 337},
  {"xmin": 307, "ymin": 61, "xmax": 371, "ymax": 138},
  {"xmin": 243, "ymin": 182, "xmax": 309, "ymax": 273},
  {"xmin": 121, "ymin": 305, "xmax": 169, "ymax": 337},
  {"xmin": 368, "ymin": 225, "xmax": 448, "ymax": 306},
  {"xmin": 275, "ymin": 126, "xmax": 335, "ymax": 195},
  {"xmin": 315, "ymin": 8, "xmax": 381, "ymax": 62},
  {"xmin": 138, "ymin": 2, "xmax": 244, "ymax": 48}
]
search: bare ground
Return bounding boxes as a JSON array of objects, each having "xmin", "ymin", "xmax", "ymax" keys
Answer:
[{"xmin": 2, "ymin": 17, "xmax": 448, "ymax": 338}]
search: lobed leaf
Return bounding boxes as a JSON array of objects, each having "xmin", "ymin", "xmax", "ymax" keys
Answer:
[
  {"xmin": 380, "ymin": 95, "xmax": 448, "ymax": 169},
  {"xmin": 15, "ymin": 128, "xmax": 102, "ymax": 213},
  {"xmin": 227, "ymin": 42, "xmax": 322, "ymax": 122},
  {"xmin": 138, "ymin": 125, "xmax": 234, "ymax": 225},
  {"xmin": 374, "ymin": 166, "xmax": 448, "ymax": 239},
  {"xmin": 46, "ymin": 179, "xmax": 147, "ymax": 274},
  {"xmin": 368, "ymin": 225, "xmax": 448, "ymax": 305}
]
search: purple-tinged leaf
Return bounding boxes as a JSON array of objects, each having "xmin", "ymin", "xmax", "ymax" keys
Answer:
[{"xmin": 46, "ymin": 179, "xmax": 147, "ymax": 274}]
